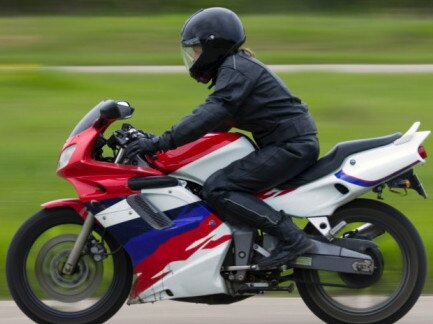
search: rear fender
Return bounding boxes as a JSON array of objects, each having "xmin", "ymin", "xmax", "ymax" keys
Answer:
[{"xmin": 42, "ymin": 199, "xmax": 88, "ymax": 219}]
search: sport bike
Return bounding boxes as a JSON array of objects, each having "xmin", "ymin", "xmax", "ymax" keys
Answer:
[{"xmin": 6, "ymin": 100, "xmax": 430, "ymax": 323}]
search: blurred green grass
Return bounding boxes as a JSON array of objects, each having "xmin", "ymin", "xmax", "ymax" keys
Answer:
[
  {"xmin": 0, "ymin": 70, "xmax": 432, "ymax": 297},
  {"xmin": 0, "ymin": 14, "xmax": 433, "ymax": 65}
]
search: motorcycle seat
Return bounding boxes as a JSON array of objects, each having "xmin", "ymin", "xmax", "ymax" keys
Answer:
[{"xmin": 278, "ymin": 132, "xmax": 402, "ymax": 189}]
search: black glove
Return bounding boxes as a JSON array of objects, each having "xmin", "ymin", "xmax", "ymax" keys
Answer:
[
  {"xmin": 138, "ymin": 131, "xmax": 157, "ymax": 140},
  {"xmin": 124, "ymin": 137, "xmax": 159, "ymax": 159}
]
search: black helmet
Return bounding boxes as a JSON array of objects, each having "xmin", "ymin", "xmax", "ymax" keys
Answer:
[{"xmin": 181, "ymin": 7, "xmax": 246, "ymax": 84}]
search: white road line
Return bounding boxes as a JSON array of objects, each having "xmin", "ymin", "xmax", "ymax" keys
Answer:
[{"xmin": 2, "ymin": 64, "xmax": 433, "ymax": 73}]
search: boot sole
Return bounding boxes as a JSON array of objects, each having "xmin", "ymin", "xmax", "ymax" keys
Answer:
[{"xmin": 257, "ymin": 239, "xmax": 314, "ymax": 269}]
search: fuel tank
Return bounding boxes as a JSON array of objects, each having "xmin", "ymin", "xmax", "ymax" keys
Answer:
[{"xmin": 151, "ymin": 133, "xmax": 256, "ymax": 184}]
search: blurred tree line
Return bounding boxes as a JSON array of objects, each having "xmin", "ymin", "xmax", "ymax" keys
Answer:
[{"xmin": 1, "ymin": 0, "xmax": 432, "ymax": 15}]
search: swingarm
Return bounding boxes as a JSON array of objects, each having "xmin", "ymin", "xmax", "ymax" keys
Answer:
[{"xmin": 223, "ymin": 238, "xmax": 376, "ymax": 275}]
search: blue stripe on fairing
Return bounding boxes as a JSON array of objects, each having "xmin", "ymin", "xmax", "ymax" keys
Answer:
[
  {"xmin": 335, "ymin": 161, "xmax": 420, "ymax": 187},
  {"xmin": 334, "ymin": 170, "xmax": 383, "ymax": 187},
  {"xmin": 85, "ymin": 197, "xmax": 125, "ymax": 215},
  {"xmin": 106, "ymin": 201, "xmax": 213, "ymax": 267}
]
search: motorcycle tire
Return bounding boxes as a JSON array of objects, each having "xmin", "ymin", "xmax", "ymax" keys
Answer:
[
  {"xmin": 295, "ymin": 198, "xmax": 426, "ymax": 324},
  {"xmin": 6, "ymin": 207, "xmax": 133, "ymax": 324}
]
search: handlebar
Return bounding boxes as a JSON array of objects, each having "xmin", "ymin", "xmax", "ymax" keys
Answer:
[{"xmin": 108, "ymin": 123, "xmax": 155, "ymax": 166}]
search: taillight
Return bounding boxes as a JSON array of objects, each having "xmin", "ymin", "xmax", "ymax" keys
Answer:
[{"xmin": 418, "ymin": 145, "xmax": 428, "ymax": 159}]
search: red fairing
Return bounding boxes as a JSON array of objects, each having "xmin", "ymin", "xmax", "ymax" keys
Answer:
[
  {"xmin": 42, "ymin": 199, "xmax": 87, "ymax": 218},
  {"xmin": 150, "ymin": 133, "xmax": 241, "ymax": 173},
  {"xmin": 57, "ymin": 124, "xmax": 164, "ymax": 202},
  {"xmin": 256, "ymin": 187, "xmax": 298, "ymax": 199}
]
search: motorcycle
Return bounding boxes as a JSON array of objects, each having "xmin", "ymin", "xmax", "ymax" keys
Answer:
[{"xmin": 6, "ymin": 100, "xmax": 430, "ymax": 324}]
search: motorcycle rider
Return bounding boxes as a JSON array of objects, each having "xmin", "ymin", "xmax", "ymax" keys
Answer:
[{"xmin": 125, "ymin": 7, "xmax": 319, "ymax": 267}]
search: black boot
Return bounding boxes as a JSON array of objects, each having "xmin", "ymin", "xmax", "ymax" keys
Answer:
[
  {"xmin": 258, "ymin": 216, "xmax": 313, "ymax": 268},
  {"xmin": 201, "ymin": 189, "xmax": 313, "ymax": 268}
]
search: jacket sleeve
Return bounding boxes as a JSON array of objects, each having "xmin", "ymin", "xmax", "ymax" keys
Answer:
[{"xmin": 157, "ymin": 67, "xmax": 254, "ymax": 151}]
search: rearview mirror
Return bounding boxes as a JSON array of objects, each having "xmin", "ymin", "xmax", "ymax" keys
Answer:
[{"xmin": 99, "ymin": 100, "xmax": 134, "ymax": 120}]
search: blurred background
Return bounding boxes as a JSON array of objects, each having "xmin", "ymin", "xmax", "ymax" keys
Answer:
[{"xmin": 0, "ymin": 0, "xmax": 432, "ymax": 298}]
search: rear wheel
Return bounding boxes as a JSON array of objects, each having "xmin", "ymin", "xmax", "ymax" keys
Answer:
[
  {"xmin": 295, "ymin": 199, "xmax": 426, "ymax": 324},
  {"xmin": 6, "ymin": 207, "xmax": 133, "ymax": 324}
]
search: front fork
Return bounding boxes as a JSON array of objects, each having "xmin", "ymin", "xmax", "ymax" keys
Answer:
[{"xmin": 62, "ymin": 211, "xmax": 95, "ymax": 275}]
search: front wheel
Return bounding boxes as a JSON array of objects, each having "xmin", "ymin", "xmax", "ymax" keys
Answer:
[
  {"xmin": 6, "ymin": 207, "xmax": 133, "ymax": 324},
  {"xmin": 295, "ymin": 199, "xmax": 426, "ymax": 324}
]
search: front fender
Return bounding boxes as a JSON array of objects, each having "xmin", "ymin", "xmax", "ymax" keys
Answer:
[{"xmin": 42, "ymin": 198, "xmax": 88, "ymax": 219}]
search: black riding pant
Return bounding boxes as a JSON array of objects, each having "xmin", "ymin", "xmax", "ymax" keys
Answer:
[{"xmin": 202, "ymin": 135, "xmax": 319, "ymax": 235}]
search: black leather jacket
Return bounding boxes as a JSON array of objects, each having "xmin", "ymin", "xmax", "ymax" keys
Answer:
[{"xmin": 157, "ymin": 51, "xmax": 317, "ymax": 150}]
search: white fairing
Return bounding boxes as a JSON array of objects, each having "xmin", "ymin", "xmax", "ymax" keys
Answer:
[
  {"xmin": 94, "ymin": 186, "xmax": 202, "ymax": 227},
  {"xmin": 265, "ymin": 129, "xmax": 430, "ymax": 217},
  {"xmin": 170, "ymin": 136, "xmax": 256, "ymax": 183},
  {"xmin": 170, "ymin": 124, "xmax": 429, "ymax": 218},
  {"xmin": 138, "ymin": 223, "xmax": 232, "ymax": 303},
  {"xmin": 266, "ymin": 174, "xmax": 362, "ymax": 217},
  {"xmin": 341, "ymin": 131, "xmax": 429, "ymax": 181}
]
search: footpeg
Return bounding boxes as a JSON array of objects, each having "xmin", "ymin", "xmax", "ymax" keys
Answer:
[
  {"xmin": 326, "ymin": 221, "xmax": 347, "ymax": 241},
  {"xmin": 253, "ymin": 244, "xmax": 271, "ymax": 257},
  {"xmin": 238, "ymin": 282, "xmax": 295, "ymax": 293},
  {"xmin": 223, "ymin": 265, "xmax": 258, "ymax": 271}
]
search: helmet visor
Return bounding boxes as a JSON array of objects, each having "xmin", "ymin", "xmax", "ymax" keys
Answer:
[{"xmin": 181, "ymin": 45, "xmax": 202, "ymax": 71}]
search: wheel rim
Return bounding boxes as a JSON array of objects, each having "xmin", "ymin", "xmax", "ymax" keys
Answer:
[
  {"xmin": 25, "ymin": 223, "xmax": 116, "ymax": 313},
  {"xmin": 298, "ymin": 212, "xmax": 418, "ymax": 322},
  {"xmin": 34, "ymin": 234, "xmax": 103, "ymax": 303},
  {"xmin": 314, "ymin": 224, "xmax": 407, "ymax": 310}
]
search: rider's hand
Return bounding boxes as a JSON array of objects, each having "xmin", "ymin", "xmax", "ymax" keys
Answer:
[
  {"xmin": 138, "ymin": 131, "xmax": 157, "ymax": 140},
  {"xmin": 124, "ymin": 137, "xmax": 159, "ymax": 159}
]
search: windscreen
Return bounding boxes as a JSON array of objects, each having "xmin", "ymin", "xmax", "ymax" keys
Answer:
[{"xmin": 68, "ymin": 102, "xmax": 104, "ymax": 138}]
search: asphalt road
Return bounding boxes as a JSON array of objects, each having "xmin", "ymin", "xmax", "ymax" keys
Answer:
[{"xmin": 2, "ymin": 296, "xmax": 433, "ymax": 324}]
